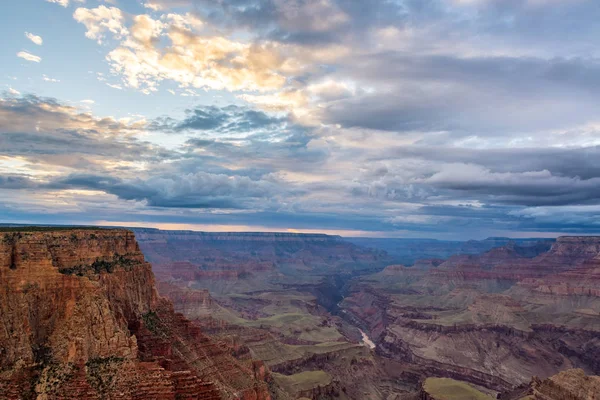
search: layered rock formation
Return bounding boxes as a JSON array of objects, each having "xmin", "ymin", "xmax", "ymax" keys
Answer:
[
  {"xmin": 131, "ymin": 227, "xmax": 600, "ymax": 398},
  {"xmin": 499, "ymin": 369, "xmax": 600, "ymax": 400},
  {"xmin": 341, "ymin": 236, "xmax": 600, "ymax": 394},
  {"xmin": 418, "ymin": 369, "xmax": 600, "ymax": 400},
  {"xmin": 346, "ymin": 237, "xmax": 553, "ymax": 265},
  {"xmin": 133, "ymin": 229, "xmax": 391, "ymax": 294},
  {"xmin": 135, "ymin": 229, "xmax": 419, "ymax": 399},
  {"xmin": 0, "ymin": 228, "xmax": 270, "ymax": 399}
]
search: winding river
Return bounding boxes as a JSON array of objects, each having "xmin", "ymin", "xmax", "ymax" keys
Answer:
[{"xmin": 359, "ymin": 329, "xmax": 376, "ymax": 349}]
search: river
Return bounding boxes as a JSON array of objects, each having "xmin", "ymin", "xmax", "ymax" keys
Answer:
[{"xmin": 359, "ymin": 329, "xmax": 376, "ymax": 349}]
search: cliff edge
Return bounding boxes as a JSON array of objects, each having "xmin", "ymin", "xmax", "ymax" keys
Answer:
[{"xmin": 0, "ymin": 228, "xmax": 270, "ymax": 399}]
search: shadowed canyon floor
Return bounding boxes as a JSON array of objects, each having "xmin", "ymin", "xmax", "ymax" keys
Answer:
[{"xmin": 1, "ymin": 227, "xmax": 599, "ymax": 399}]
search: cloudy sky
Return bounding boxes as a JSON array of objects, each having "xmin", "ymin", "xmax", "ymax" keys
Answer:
[{"xmin": 2, "ymin": 0, "xmax": 600, "ymax": 238}]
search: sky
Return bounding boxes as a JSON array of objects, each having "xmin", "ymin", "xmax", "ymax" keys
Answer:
[{"xmin": 2, "ymin": 0, "xmax": 600, "ymax": 239}]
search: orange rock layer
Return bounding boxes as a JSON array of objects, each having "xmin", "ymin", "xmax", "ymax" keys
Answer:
[{"xmin": 0, "ymin": 229, "xmax": 271, "ymax": 399}]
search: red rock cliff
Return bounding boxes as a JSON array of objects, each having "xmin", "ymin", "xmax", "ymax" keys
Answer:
[{"xmin": 0, "ymin": 228, "xmax": 271, "ymax": 400}]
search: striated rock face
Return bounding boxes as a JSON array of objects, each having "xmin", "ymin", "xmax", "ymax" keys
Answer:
[
  {"xmin": 545, "ymin": 236, "xmax": 600, "ymax": 258},
  {"xmin": 499, "ymin": 369, "xmax": 600, "ymax": 400},
  {"xmin": 136, "ymin": 228, "xmax": 415, "ymax": 399},
  {"xmin": 346, "ymin": 237, "xmax": 553, "ymax": 265},
  {"xmin": 426, "ymin": 237, "xmax": 587, "ymax": 278},
  {"xmin": 133, "ymin": 229, "xmax": 391, "ymax": 292},
  {"xmin": 518, "ymin": 260, "xmax": 600, "ymax": 297},
  {"xmin": 341, "ymin": 236, "xmax": 600, "ymax": 394},
  {"xmin": 0, "ymin": 229, "xmax": 153, "ymax": 370},
  {"xmin": 395, "ymin": 236, "xmax": 600, "ymax": 297},
  {"xmin": 0, "ymin": 228, "xmax": 271, "ymax": 400},
  {"xmin": 158, "ymin": 281, "xmax": 214, "ymax": 319}
]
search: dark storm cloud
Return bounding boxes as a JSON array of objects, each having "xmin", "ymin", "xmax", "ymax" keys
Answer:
[
  {"xmin": 425, "ymin": 168, "xmax": 600, "ymax": 207},
  {"xmin": 0, "ymin": 131, "xmax": 169, "ymax": 165},
  {"xmin": 151, "ymin": 104, "xmax": 329, "ymax": 172},
  {"xmin": 0, "ymin": 175, "xmax": 36, "ymax": 189},
  {"xmin": 182, "ymin": 126, "xmax": 327, "ymax": 169},
  {"xmin": 324, "ymin": 54, "xmax": 600, "ymax": 133},
  {"xmin": 0, "ymin": 94, "xmax": 313, "ymax": 213},
  {"xmin": 468, "ymin": 0, "xmax": 600, "ymax": 52},
  {"xmin": 0, "ymin": 94, "xmax": 172, "ymax": 168},
  {"xmin": 0, "ymin": 94, "xmax": 139, "ymax": 134},
  {"xmin": 346, "ymin": 53, "xmax": 600, "ymax": 93},
  {"xmin": 180, "ymin": 0, "xmax": 403, "ymax": 43},
  {"xmin": 358, "ymin": 145, "xmax": 600, "ymax": 207},
  {"xmin": 47, "ymin": 172, "xmax": 280, "ymax": 209},
  {"xmin": 150, "ymin": 105, "xmax": 288, "ymax": 133},
  {"xmin": 157, "ymin": 0, "xmax": 600, "ymax": 54},
  {"xmin": 377, "ymin": 146, "xmax": 600, "ymax": 180}
]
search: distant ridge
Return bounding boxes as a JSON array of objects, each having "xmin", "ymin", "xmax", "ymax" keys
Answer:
[
  {"xmin": 0, "ymin": 224, "xmax": 342, "ymax": 239},
  {"xmin": 131, "ymin": 228, "xmax": 344, "ymax": 241}
]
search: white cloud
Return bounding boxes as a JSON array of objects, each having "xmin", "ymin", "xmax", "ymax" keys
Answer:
[
  {"xmin": 239, "ymin": 90, "xmax": 308, "ymax": 111},
  {"xmin": 106, "ymin": 83, "xmax": 123, "ymax": 90},
  {"xmin": 70, "ymin": 6, "xmax": 353, "ymax": 117},
  {"xmin": 105, "ymin": 24, "xmax": 288, "ymax": 93},
  {"xmin": 275, "ymin": 0, "xmax": 349, "ymax": 33},
  {"xmin": 43, "ymin": 74, "xmax": 60, "ymax": 83},
  {"xmin": 128, "ymin": 14, "xmax": 165, "ymax": 47},
  {"xmin": 46, "ymin": 0, "xmax": 69, "ymax": 7},
  {"xmin": 143, "ymin": 2, "xmax": 163, "ymax": 11},
  {"xmin": 80, "ymin": 99, "xmax": 95, "ymax": 104},
  {"xmin": 25, "ymin": 32, "xmax": 43, "ymax": 45},
  {"xmin": 163, "ymin": 12, "xmax": 203, "ymax": 31},
  {"xmin": 17, "ymin": 51, "xmax": 41, "ymax": 63},
  {"xmin": 180, "ymin": 89, "xmax": 199, "ymax": 97},
  {"xmin": 8, "ymin": 88, "xmax": 21, "ymax": 95},
  {"xmin": 73, "ymin": 6, "xmax": 128, "ymax": 44}
]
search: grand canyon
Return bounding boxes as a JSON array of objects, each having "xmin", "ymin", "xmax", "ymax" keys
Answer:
[
  {"xmin": 4, "ymin": 0, "xmax": 600, "ymax": 398},
  {"xmin": 1, "ymin": 226, "xmax": 598, "ymax": 399}
]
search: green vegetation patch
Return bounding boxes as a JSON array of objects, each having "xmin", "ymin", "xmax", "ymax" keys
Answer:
[
  {"xmin": 58, "ymin": 255, "xmax": 137, "ymax": 276},
  {"xmin": 298, "ymin": 326, "xmax": 343, "ymax": 342},
  {"xmin": 272, "ymin": 370, "xmax": 332, "ymax": 393},
  {"xmin": 247, "ymin": 340, "xmax": 357, "ymax": 368},
  {"xmin": 423, "ymin": 378, "xmax": 494, "ymax": 400},
  {"xmin": 142, "ymin": 310, "xmax": 170, "ymax": 337},
  {"xmin": 36, "ymin": 362, "xmax": 79, "ymax": 396},
  {"xmin": 85, "ymin": 356, "xmax": 124, "ymax": 397}
]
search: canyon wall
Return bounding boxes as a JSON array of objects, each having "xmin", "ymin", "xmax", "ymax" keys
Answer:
[
  {"xmin": 0, "ymin": 228, "xmax": 270, "ymax": 399},
  {"xmin": 341, "ymin": 236, "xmax": 600, "ymax": 394}
]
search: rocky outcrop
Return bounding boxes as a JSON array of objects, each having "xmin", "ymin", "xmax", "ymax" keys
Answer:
[
  {"xmin": 499, "ymin": 369, "xmax": 600, "ymax": 400},
  {"xmin": 158, "ymin": 281, "xmax": 214, "ymax": 318},
  {"xmin": 0, "ymin": 228, "xmax": 270, "ymax": 399},
  {"xmin": 518, "ymin": 260, "xmax": 600, "ymax": 297}
]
